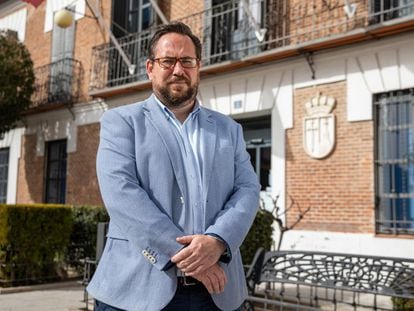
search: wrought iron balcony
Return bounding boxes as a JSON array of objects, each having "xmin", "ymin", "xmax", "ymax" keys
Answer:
[
  {"xmin": 31, "ymin": 58, "xmax": 83, "ymax": 109},
  {"xmin": 89, "ymin": 0, "xmax": 414, "ymax": 95}
]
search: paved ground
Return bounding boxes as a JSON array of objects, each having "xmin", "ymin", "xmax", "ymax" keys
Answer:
[{"xmin": 0, "ymin": 281, "xmax": 93, "ymax": 311}]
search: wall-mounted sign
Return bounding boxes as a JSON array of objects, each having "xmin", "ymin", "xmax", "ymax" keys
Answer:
[{"xmin": 303, "ymin": 92, "xmax": 336, "ymax": 159}]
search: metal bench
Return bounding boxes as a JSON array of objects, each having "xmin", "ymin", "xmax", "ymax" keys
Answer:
[{"xmin": 244, "ymin": 249, "xmax": 414, "ymax": 310}]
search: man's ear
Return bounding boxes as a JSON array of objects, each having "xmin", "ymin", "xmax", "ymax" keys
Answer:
[{"xmin": 146, "ymin": 59, "xmax": 153, "ymax": 80}]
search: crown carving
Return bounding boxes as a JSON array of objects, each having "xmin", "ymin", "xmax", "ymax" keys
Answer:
[{"xmin": 305, "ymin": 92, "xmax": 336, "ymax": 116}]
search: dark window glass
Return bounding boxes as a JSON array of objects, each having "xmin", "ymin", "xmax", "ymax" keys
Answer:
[
  {"xmin": 240, "ymin": 115, "xmax": 271, "ymax": 191},
  {"xmin": 375, "ymin": 89, "xmax": 414, "ymax": 234},
  {"xmin": 0, "ymin": 148, "xmax": 9, "ymax": 203},
  {"xmin": 44, "ymin": 140, "xmax": 67, "ymax": 204}
]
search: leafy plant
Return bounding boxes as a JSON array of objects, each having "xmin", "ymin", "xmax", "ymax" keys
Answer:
[
  {"xmin": 240, "ymin": 209, "xmax": 273, "ymax": 265},
  {"xmin": 64, "ymin": 205, "xmax": 108, "ymax": 272},
  {"xmin": 0, "ymin": 31, "xmax": 35, "ymax": 138},
  {"xmin": 0, "ymin": 204, "xmax": 72, "ymax": 286}
]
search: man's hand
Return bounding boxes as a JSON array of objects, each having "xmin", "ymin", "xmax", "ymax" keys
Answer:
[
  {"xmin": 192, "ymin": 263, "xmax": 227, "ymax": 294},
  {"xmin": 171, "ymin": 235, "xmax": 226, "ymax": 275}
]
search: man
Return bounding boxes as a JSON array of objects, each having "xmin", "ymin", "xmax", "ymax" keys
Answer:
[{"xmin": 87, "ymin": 22, "xmax": 260, "ymax": 311}]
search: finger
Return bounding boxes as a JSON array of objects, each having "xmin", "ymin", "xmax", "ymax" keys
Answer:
[
  {"xmin": 183, "ymin": 263, "xmax": 206, "ymax": 276},
  {"xmin": 171, "ymin": 247, "xmax": 192, "ymax": 263},
  {"xmin": 202, "ymin": 276, "xmax": 214, "ymax": 294},
  {"xmin": 210, "ymin": 268, "xmax": 223, "ymax": 293},
  {"xmin": 176, "ymin": 235, "xmax": 194, "ymax": 244},
  {"xmin": 212, "ymin": 274, "xmax": 222, "ymax": 294}
]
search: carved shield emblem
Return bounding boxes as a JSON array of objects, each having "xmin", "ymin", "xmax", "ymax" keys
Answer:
[{"xmin": 303, "ymin": 93, "xmax": 336, "ymax": 159}]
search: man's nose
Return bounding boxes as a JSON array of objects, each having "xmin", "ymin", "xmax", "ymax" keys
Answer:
[{"xmin": 172, "ymin": 60, "xmax": 185, "ymax": 75}]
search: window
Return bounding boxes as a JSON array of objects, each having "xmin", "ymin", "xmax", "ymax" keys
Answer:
[
  {"xmin": 111, "ymin": 0, "xmax": 154, "ymax": 38},
  {"xmin": 109, "ymin": 0, "xmax": 154, "ymax": 85},
  {"xmin": 0, "ymin": 148, "xmax": 10, "ymax": 203},
  {"xmin": 207, "ymin": 0, "xmax": 265, "ymax": 64},
  {"xmin": 371, "ymin": 0, "xmax": 414, "ymax": 24},
  {"xmin": 375, "ymin": 89, "xmax": 414, "ymax": 234},
  {"xmin": 239, "ymin": 116, "xmax": 271, "ymax": 191},
  {"xmin": 44, "ymin": 140, "xmax": 67, "ymax": 204}
]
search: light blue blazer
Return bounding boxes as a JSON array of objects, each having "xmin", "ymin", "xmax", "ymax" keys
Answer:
[{"xmin": 87, "ymin": 95, "xmax": 260, "ymax": 311}]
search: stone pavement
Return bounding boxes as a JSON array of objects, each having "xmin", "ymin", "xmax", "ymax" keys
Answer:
[{"xmin": 0, "ymin": 280, "xmax": 92, "ymax": 311}]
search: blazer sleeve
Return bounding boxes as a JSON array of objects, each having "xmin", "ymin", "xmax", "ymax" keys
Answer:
[
  {"xmin": 204, "ymin": 123, "xmax": 261, "ymax": 258},
  {"xmin": 97, "ymin": 109, "xmax": 184, "ymax": 271}
]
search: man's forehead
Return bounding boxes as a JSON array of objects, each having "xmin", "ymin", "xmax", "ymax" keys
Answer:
[{"xmin": 154, "ymin": 33, "xmax": 196, "ymax": 56}]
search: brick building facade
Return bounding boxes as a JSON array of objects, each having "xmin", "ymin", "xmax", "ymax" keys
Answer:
[{"xmin": 0, "ymin": 0, "xmax": 413, "ymax": 258}]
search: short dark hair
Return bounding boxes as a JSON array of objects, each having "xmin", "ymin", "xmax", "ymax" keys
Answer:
[{"xmin": 148, "ymin": 22, "xmax": 202, "ymax": 60}]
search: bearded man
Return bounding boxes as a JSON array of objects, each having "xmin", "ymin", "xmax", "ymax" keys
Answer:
[{"xmin": 87, "ymin": 22, "xmax": 260, "ymax": 311}]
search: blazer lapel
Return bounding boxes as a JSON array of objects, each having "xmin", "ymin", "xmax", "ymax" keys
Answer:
[
  {"xmin": 143, "ymin": 96, "xmax": 187, "ymax": 198},
  {"xmin": 199, "ymin": 108, "xmax": 217, "ymax": 203}
]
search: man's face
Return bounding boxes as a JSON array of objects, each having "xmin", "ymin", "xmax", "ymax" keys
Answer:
[{"xmin": 146, "ymin": 33, "xmax": 200, "ymax": 108}]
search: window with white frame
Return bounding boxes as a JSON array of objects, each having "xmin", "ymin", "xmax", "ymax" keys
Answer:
[
  {"xmin": 0, "ymin": 148, "xmax": 10, "ymax": 204},
  {"xmin": 375, "ymin": 88, "xmax": 414, "ymax": 234}
]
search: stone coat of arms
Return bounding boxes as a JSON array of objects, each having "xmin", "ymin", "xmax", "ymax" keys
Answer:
[{"xmin": 303, "ymin": 93, "xmax": 336, "ymax": 159}]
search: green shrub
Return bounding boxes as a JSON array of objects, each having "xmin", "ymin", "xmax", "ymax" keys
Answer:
[
  {"xmin": 65, "ymin": 205, "xmax": 108, "ymax": 271},
  {"xmin": 240, "ymin": 209, "xmax": 273, "ymax": 265},
  {"xmin": 392, "ymin": 297, "xmax": 414, "ymax": 311},
  {"xmin": 0, "ymin": 204, "xmax": 72, "ymax": 286}
]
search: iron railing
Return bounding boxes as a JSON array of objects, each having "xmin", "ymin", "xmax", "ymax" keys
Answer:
[
  {"xmin": 89, "ymin": 0, "xmax": 414, "ymax": 92},
  {"xmin": 32, "ymin": 58, "xmax": 83, "ymax": 109}
]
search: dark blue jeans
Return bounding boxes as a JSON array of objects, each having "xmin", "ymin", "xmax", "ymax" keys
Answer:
[{"xmin": 94, "ymin": 283, "xmax": 242, "ymax": 311}]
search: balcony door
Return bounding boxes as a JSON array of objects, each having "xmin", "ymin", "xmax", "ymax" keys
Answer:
[
  {"xmin": 109, "ymin": 0, "xmax": 154, "ymax": 86},
  {"xmin": 206, "ymin": 0, "xmax": 264, "ymax": 64},
  {"xmin": 50, "ymin": 7, "xmax": 75, "ymax": 104}
]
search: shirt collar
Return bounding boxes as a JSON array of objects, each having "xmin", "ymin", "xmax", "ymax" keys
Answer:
[{"xmin": 154, "ymin": 94, "xmax": 201, "ymax": 122}]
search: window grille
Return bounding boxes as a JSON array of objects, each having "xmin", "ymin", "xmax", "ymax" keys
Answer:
[{"xmin": 374, "ymin": 88, "xmax": 414, "ymax": 234}]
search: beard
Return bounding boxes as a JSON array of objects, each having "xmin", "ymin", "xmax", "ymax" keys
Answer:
[{"xmin": 156, "ymin": 76, "xmax": 198, "ymax": 108}]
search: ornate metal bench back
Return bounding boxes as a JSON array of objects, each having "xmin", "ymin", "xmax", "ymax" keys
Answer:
[{"xmin": 258, "ymin": 251, "xmax": 414, "ymax": 299}]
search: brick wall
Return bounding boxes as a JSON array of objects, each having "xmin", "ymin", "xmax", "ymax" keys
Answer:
[
  {"xmin": 285, "ymin": 0, "xmax": 369, "ymax": 46},
  {"xmin": 286, "ymin": 81, "xmax": 375, "ymax": 233},
  {"xmin": 159, "ymin": 0, "xmax": 204, "ymax": 21},
  {"xmin": 16, "ymin": 134, "xmax": 44, "ymax": 203},
  {"xmin": 66, "ymin": 123, "xmax": 103, "ymax": 206},
  {"xmin": 16, "ymin": 124, "xmax": 102, "ymax": 206}
]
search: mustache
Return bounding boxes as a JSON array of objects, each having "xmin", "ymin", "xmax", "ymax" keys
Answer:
[{"xmin": 167, "ymin": 76, "xmax": 189, "ymax": 84}]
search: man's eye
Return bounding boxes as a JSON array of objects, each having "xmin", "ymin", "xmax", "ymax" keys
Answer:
[
  {"xmin": 181, "ymin": 59, "xmax": 193, "ymax": 65},
  {"xmin": 161, "ymin": 59, "xmax": 175, "ymax": 66}
]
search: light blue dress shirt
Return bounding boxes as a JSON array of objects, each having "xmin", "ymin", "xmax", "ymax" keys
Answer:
[{"xmin": 155, "ymin": 97, "xmax": 205, "ymax": 235}]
